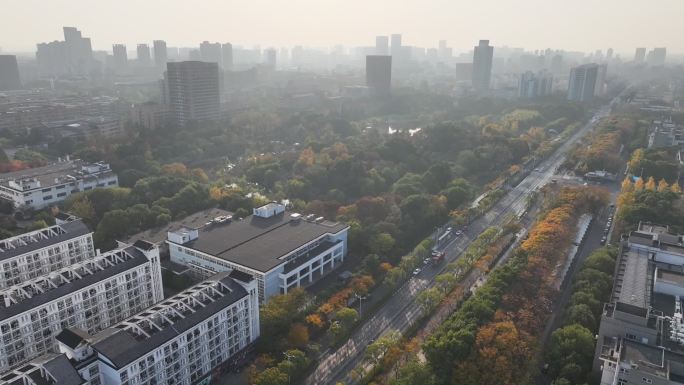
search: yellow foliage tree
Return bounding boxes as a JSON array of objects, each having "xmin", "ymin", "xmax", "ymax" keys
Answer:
[
  {"xmin": 621, "ymin": 177, "xmax": 633, "ymax": 192},
  {"xmin": 672, "ymin": 183, "xmax": 682, "ymax": 194},
  {"xmin": 645, "ymin": 176, "xmax": 657, "ymax": 191},
  {"xmin": 634, "ymin": 177, "xmax": 645, "ymax": 191},
  {"xmin": 657, "ymin": 179, "xmax": 669, "ymax": 192}
]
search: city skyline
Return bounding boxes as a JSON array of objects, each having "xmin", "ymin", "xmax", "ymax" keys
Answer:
[{"xmin": 1, "ymin": 0, "xmax": 683, "ymax": 54}]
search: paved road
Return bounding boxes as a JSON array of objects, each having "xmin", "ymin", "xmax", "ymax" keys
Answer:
[{"xmin": 302, "ymin": 104, "xmax": 614, "ymax": 385}]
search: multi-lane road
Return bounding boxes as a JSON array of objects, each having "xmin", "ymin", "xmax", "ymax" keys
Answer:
[{"xmin": 302, "ymin": 103, "xmax": 614, "ymax": 385}]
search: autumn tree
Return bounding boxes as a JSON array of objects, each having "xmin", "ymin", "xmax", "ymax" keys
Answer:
[
  {"xmin": 645, "ymin": 176, "xmax": 657, "ymax": 191},
  {"xmin": 286, "ymin": 323, "xmax": 309, "ymax": 348}
]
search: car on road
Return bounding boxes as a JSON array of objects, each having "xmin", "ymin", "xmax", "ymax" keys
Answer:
[
  {"xmin": 423, "ymin": 258, "xmax": 431, "ymax": 265},
  {"xmin": 455, "ymin": 230, "xmax": 463, "ymax": 236},
  {"xmin": 412, "ymin": 268, "xmax": 421, "ymax": 276},
  {"xmin": 600, "ymin": 236, "xmax": 607, "ymax": 245}
]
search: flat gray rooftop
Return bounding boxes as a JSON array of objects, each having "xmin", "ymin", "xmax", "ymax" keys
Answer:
[
  {"xmin": 177, "ymin": 212, "xmax": 348, "ymax": 273},
  {"xmin": 614, "ymin": 248, "xmax": 651, "ymax": 309},
  {"xmin": 0, "ymin": 220, "xmax": 90, "ymax": 262},
  {"xmin": 124, "ymin": 208, "xmax": 232, "ymax": 246}
]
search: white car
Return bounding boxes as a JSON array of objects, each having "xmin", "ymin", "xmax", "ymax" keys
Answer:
[{"xmin": 412, "ymin": 268, "xmax": 421, "ymax": 276}]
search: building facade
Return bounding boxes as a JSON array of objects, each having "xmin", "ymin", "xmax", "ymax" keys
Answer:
[
  {"xmin": 165, "ymin": 61, "xmax": 220, "ymax": 126},
  {"xmin": 0, "ymin": 242, "xmax": 164, "ymax": 372},
  {"xmin": 168, "ymin": 203, "xmax": 349, "ymax": 301},
  {"xmin": 0, "ymin": 218, "xmax": 93, "ymax": 290},
  {"xmin": 0, "ymin": 56, "xmax": 21, "ymax": 91},
  {"xmin": 152, "ymin": 40, "xmax": 167, "ymax": 69},
  {"xmin": 0, "ymin": 160, "xmax": 118, "ymax": 210},
  {"xmin": 472, "ymin": 40, "xmax": 494, "ymax": 94},
  {"xmin": 518, "ymin": 71, "xmax": 553, "ymax": 98},
  {"xmin": 568, "ymin": 63, "xmax": 599, "ymax": 102},
  {"xmin": 365, "ymin": 55, "xmax": 392, "ymax": 97}
]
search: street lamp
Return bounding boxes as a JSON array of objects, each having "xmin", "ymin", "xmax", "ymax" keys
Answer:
[
  {"xmin": 283, "ymin": 351, "xmax": 295, "ymax": 384},
  {"xmin": 354, "ymin": 292, "xmax": 367, "ymax": 317}
]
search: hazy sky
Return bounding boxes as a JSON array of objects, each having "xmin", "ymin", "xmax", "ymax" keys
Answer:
[{"xmin": 2, "ymin": 0, "xmax": 683, "ymax": 55}]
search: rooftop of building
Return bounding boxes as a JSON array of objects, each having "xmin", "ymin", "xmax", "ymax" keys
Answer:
[
  {"xmin": 89, "ymin": 272, "xmax": 248, "ymax": 369},
  {"xmin": 0, "ymin": 353, "xmax": 83, "ymax": 385},
  {"xmin": 124, "ymin": 208, "xmax": 232, "ymax": 246},
  {"xmin": 0, "ymin": 245, "xmax": 150, "ymax": 322},
  {"xmin": 0, "ymin": 219, "xmax": 90, "ymax": 262},
  {"xmin": 0, "ymin": 159, "xmax": 114, "ymax": 191},
  {"xmin": 612, "ymin": 247, "xmax": 652, "ymax": 308},
  {"xmin": 172, "ymin": 211, "xmax": 348, "ymax": 273}
]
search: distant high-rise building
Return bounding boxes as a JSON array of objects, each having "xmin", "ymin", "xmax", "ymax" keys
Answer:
[
  {"xmin": 36, "ymin": 41, "xmax": 68, "ymax": 76},
  {"xmin": 264, "ymin": 48, "xmax": 277, "ymax": 69},
  {"xmin": 455, "ymin": 62, "xmax": 473, "ymax": 81},
  {"xmin": 595, "ymin": 64, "xmax": 607, "ymax": 96},
  {"xmin": 136, "ymin": 44, "xmax": 151, "ymax": 66},
  {"xmin": 62, "ymin": 26, "xmax": 92, "ymax": 75},
  {"xmin": 0, "ymin": 55, "xmax": 22, "ymax": 90},
  {"xmin": 518, "ymin": 71, "xmax": 553, "ymax": 98},
  {"xmin": 472, "ymin": 40, "xmax": 494, "ymax": 94},
  {"xmin": 606, "ymin": 48, "xmax": 614, "ymax": 61},
  {"xmin": 153, "ymin": 40, "xmax": 167, "ymax": 68},
  {"xmin": 222, "ymin": 43, "xmax": 233, "ymax": 70},
  {"xmin": 376, "ymin": 36, "xmax": 389, "ymax": 55},
  {"xmin": 550, "ymin": 54, "xmax": 564, "ymax": 75},
  {"xmin": 634, "ymin": 47, "xmax": 646, "ymax": 63},
  {"xmin": 165, "ymin": 61, "xmax": 220, "ymax": 126},
  {"xmin": 390, "ymin": 34, "xmax": 402, "ymax": 58},
  {"xmin": 200, "ymin": 41, "xmax": 222, "ymax": 65},
  {"xmin": 567, "ymin": 63, "xmax": 599, "ymax": 102},
  {"xmin": 438, "ymin": 40, "xmax": 452, "ymax": 60},
  {"xmin": 366, "ymin": 55, "xmax": 392, "ymax": 97},
  {"xmin": 112, "ymin": 44, "xmax": 128, "ymax": 73},
  {"xmin": 647, "ymin": 47, "xmax": 667, "ymax": 66}
]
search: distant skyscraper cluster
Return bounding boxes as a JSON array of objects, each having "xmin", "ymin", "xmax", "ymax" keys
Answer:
[
  {"xmin": 518, "ymin": 71, "xmax": 553, "ymax": 98},
  {"xmin": 36, "ymin": 27, "xmax": 93, "ymax": 77}
]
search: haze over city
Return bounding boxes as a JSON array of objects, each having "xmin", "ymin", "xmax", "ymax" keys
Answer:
[
  {"xmin": 1, "ymin": 2, "xmax": 684, "ymax": 385},
  {"xmin": 2, "ymin": 0, "xmax": 683, "ymax": 53}
]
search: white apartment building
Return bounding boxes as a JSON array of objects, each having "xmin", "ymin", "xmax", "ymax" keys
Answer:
[
  {"xmin": 0, "ymin": 241, "xmax": 164, "ymax": 372},
  {"xmin": 0, "ymin": 217, "xmax": 93, "ymax": 289},
  {"xmin": 20, "ymin": 271, "xmax": 259, "ymax": 385},
  {"xmin": 0, "ymin": 159, "xmax": 118, "ymax": 210},
  {"xmin": 168, "ymin": 203, "xmax": 348, "ymax": 301}
]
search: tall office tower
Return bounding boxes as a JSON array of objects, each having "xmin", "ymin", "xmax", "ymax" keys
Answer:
[
  {"xmin": 36, "ymin": 41, "xmax": 68, "ymax": 77},
  {"xmin": 153, "ymin": 40, "xmax": 167, "ymax": 69},
  {"xmin": 647, "ymin": 47, "xmax": 667, "ymax": 66},
  {"xmin": 264, "ymin": 48, "xmax": 277, "ymax": 68},
  {"xmin": 166, "ymin": 61, "xmax": 220, "ymax": 126},
  {"xmin": 634, "ymin": 47, "xmax": 646, "ymax": 63},
  {"xmin": 438, "ymin": 40, "xmax": 452, "ymax": 59},
  {"xmin": 375, "ymin": 36, "xmax": 389, "ymax": 55},
  {"xmin": 112, "ymin": 44, "xmax": 128, "ymax": 73},
  {"xmin": 595, "ymin": 64, "xmax": 607, "ymax": 96},
  {"xmin": 0, "ymin": 237, "xmax": 164, "ymax": 372},
  {"xmin": 518, "ymin": 71, "xmax": 553, "ymax": 98},
  {"xmin": 606, "ymin": 48, "xmax": 614, "ymax": 61},
  {"xmin": 222, "ymin": 43, "xmax": 233, "ymax": 70},
  {"xmin": 199, "ymin": 41, "xmax": 222, "ymax": 65},
  {"xmin": 550, "ymin": 54, "xmax": 564, "ymax": 74},
  {"xmin": 471, "ymin": 40, "xmax": 494, "ymax": 94},
  {"xmin": 189, "ymin": 49, "xmax": 202, "ymax": 60},
  {"xmin": 62, "ymin": 27, "xmax": 93, "ymax": 75},
  {"xmin": 390, "ymin": 34, "xmax": 402, "ymax": 58},
  {"xmin": 366, "ymin": 55, "xmax": 392, "ymax": 97},
  {"xmin": 0, "ymin": 55, "xmax": 21, "ymax": 90},
  {"xmin": 567, "ymin": 63, "xmax": 599, "ymax": 102},
  {"xmin": 136, "ymin": 44, "xmax": 152, "ymax": 66}
]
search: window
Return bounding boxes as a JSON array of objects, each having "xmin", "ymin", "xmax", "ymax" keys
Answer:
[
  {"xmin": 43, "ymin": 195, "xmax": 53, "ymax": 200},
  {"xmin": 617, "ymin": 379, "xmax": 627, "ymax": 385},
  {"xmin": 642, "ymin": 378, "xmax": 652, "ymax": 384},
  {"xmin": 57, "ymin": 192, "xmax": 67, "ymax": 197},
  {"xmin": 626, "ymin": 333, "xmax": 637, "ymax": 340}
]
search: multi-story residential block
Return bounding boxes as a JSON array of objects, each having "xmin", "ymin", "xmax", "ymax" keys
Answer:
[
  {"xmin": 0, "ymin": 353, "xmax": 83, "ymax": 385},
  {"xmin": 518, "ymin": 71, "xmax": 553, "ymax": 98},
  {"xmin": 365, "ymin": 55, "xmax": 392, "ymax": 97},
  {"xmin": 0, "ymin": 241, "xmax": 163, "ymax": 372},
  {"xmin": 0, "ymin": 217, "xmax": 93, "ymax": 289},
  {"xmin": 0, "ymin": 159, "xmax": 118, "ymax": 210},
  {"xmin": 168, "ymin": 202, "xmax": 348, "ymax": 301},
  {"xmin": 472, "ymin": 40, "xmax": 494, "ymax": 94}
]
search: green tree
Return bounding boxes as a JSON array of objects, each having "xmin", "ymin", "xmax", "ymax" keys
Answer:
[
  {"xmin": 335, "ymin": 307, "xmax": 359, "ymax": 329},
  {"xmin": 369, "ymin": 232, "xmax": 395, "ymax": 255},
  {"xmin": 255, "ymin": 367, "xmax": 288, "ymax": 385}
]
